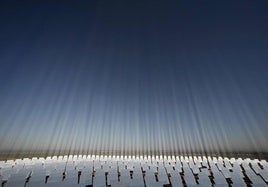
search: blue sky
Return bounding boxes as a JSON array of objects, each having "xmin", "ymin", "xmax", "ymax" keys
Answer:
[{"xmin": 0, "ymin": 0, "xmax": 268, "ymax": 155}]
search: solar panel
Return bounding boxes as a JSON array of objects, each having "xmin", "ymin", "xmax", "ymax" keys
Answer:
[
  {"xmin": 1, "ymin": 155, "xmax": 268, "ymax": 187},
  {"xmin": 198, "ymin": 171, "xmax": 211, "ymax": 186},
  {"xmin": 170, "ymin": 171, "xmax": 183, "ymax": 187}
]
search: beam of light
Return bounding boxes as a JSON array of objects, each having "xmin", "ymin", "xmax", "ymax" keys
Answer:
[{"xmin": 0, "ymin": 0, "xmax": 268, "ymax": 159}]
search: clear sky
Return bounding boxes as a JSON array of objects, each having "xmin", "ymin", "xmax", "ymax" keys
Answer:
[{"xmin": 0, "ymin": 0, "xmax": 268, "ymax": 155}]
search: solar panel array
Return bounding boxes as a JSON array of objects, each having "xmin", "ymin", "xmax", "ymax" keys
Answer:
[{"xmin": 1, "ymin": 155, "xmax": 268, "ymax": 186}]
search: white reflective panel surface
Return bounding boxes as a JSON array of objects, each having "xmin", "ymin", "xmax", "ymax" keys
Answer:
[{"xmin": 1, "ymin": 155, "xmax": 268, "ymax": 187}]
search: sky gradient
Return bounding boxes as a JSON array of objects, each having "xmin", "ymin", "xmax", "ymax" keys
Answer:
[{"xmin": 0, "ymin": 0, "xmax": 268, "ymax": 156}]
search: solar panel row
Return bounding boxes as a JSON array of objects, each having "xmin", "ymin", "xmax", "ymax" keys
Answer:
[{"xmin": 0, "ymin": 155, "xmax": 267, "ymax": 186}]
